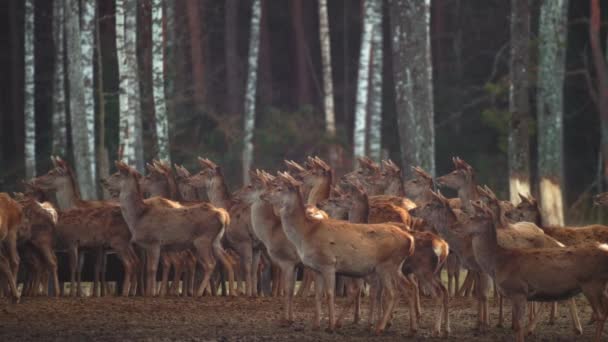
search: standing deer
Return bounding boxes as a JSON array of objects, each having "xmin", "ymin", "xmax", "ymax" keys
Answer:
[
  {"xmin": 0, "ymin": 193, "xmax": 23, "ymax": 303},
  {"xmin": 466, "ymin": 201, "xmax": 608, "ymax": 342},
  {"xmin": 184, "ymin": 157, "xmax": 260, "ymax": 297},
  {"xmin": 112, "ymin": 161, "xmax": 232, "ymax": 297},
  {"xmin": 262, "ymin": 172, "xmax": 416, "ymax": 334}
]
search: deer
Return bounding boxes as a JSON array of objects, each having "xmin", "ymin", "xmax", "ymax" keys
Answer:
[
  {"xmin": 112, "ymin": 161, "xmax": 232, "ymax": 297},
  {"xmin": 261, "ymin": 171, "xmax": 417, "ymax": 335},
  {"xmin": 31, "ymin": 156, "xmax": 116, "ymax": 296},
  {"xmin": 13, "ymin": 196, "xmax": 60, "ymax": 297},
  {"xmin": 331, "ymin": 180, "xmax": 451, "ymax": 337},
  {"xmin": 183, "ymin": 157, "xmax": 260, "ymax": 297},
  {"xmin": 236, "ymin": 169, "xmax": 315, "ymax": 325},
  {"xmin": 0, "ymin": 193, "xmax": 23, "ymax": 303},
  {"xmin": 466, "ymin": 201, "xmax": 608, "ymax": 342},
  {"xmin": 476, "ymin": 186, "xmax": 582, "ymax": 333}
]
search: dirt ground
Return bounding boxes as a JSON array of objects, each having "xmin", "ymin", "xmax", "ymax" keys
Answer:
[{"xmin": 0, "ymin": 293, "xmax": 599, "ymax": 341}]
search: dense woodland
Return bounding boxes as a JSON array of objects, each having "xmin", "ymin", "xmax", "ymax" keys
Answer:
[{"xmin": 0, "ymin": 0, "xmax": 607, "ymax": 223}]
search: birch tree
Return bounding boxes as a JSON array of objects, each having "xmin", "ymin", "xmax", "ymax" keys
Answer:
[
  {"xmin": 24, "ymin": 0, "xmax": 35, "ymax": 178},
  {"xmin": 242, "ymin": 0, "xmax": 261, "ymax": 184},
  {"xmin": 115, "ymin": 0, "xmax": 132, "ymax": 164},
  {"xmin": 536, "ymin": 0, "xmax": 569, "ymax": 226},
  {"xmin": 151, "ymin": 0, "xmax": 170, "ymax": 162},
  {"xmin": 318, "ymin": 0, "xmax": 336, "ymax": 137},
  {"xmin": 65, "ymin": 0, "xmax": 96, "ymax": 199},
  {"xmin": 508, "ymin": 0, "xmax": 531, "ymax": 204},
  {"xmin": 52, "ymin": 0, "xmax": 67, "ymax": 156},
  {"xmin": 81, "ymin": 0, "xmax": 97, "ymax": 187},
  {"xmin": 389, "ymin": 0, "xmax": 435, "ymax": 178},
  {"xmin": 124, "ymin": 0, "xmax": 144, "ymax": 171},
  {"xmin": 353, "ymin": 0, "xmax": 375, "ymax": 159},
  {"xmin": 368, "ymin": 0, "xmax": 383, "ymax": 161}
]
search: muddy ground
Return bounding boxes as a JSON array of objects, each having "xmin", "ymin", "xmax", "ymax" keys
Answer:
[{"xmin": 0, "ymin": 293, "xmax": 598, "ymax": 341}]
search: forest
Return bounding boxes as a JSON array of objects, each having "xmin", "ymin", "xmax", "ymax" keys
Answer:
[{"xmin": 0, "ymin": 0, "xmax": 607, "ymax": 223}]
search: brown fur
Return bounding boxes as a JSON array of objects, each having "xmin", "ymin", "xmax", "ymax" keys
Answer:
[{"xmin": 0, "ymin": 193, "xmax": 22, "ymax": 302}]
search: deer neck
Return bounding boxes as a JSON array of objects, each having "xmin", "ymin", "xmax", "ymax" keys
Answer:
[
  {"xmin": 118, "ymin": 180, "xmax": 147, "ymax": 230},
  {"xmin": 413, "ymin": 189, "xmax": 434, "ymax": 207},
  {"xmin": 349, "ymin": 196, "xmax": 369, "ymax": 224},
  {"xmin": 458, "ymin": 183, "xmax": 478, "ymax": 214},
  {"xmin": 471, "ymin": 220, "xmax": 500, "ymax": 278},
  {"xmin": 385, "ymin": 179, "xmax": 405, "ymax": 197},
  {"xmin": 55, "ymin": 182, "xmax": 81, "ymax": 210},
  {"xmin": 164, "ymin": 173, "xmax": 180, "ymax": 200},
  {"xmin": 307, "ymin": 176, "xmax": 331, "ymax": 206},
  {"xmin": 425, "ymin": 208, "xmax": 465, "ymax": 252},
  {"xmin": 207, "ymin": 177, "xmax": 232, "ymax": 209},
  {"xmin": 250, "ymin": 199, "xmax": 279, "ymax": 241},
  {"xmin": 278, "ymin": 192, "xmax": 313, "ymax": 252}
]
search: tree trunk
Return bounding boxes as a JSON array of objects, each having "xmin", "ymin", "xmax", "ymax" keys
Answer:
[
  {"xmin": 52, "ymin": 0, "xmax": 67, "ymax": 156},
  {"xmin": 589, "ymin": 0, "xmax": 608, "ymax": 188},
  {"xmin": 225, "ymin": 0, "xmax": 241, "ymax": 115},
  {"xmin": 291, "ymin": 0, "xmax": 312, "ymax": 107},
  {"xmin": 65, "ymin": 0, "xmax": 96, "ymax": 199},
  {"xmin": 368, "ymin": 0, "xmax": 383, "ymax": 162},
  {"xmin": 318, "ymin": 0, "xmax": 336, "ymax": 137},
  {"xmin": 24, "ymin": 0, "xmax": 35, "ymax": 178},
  {"xmin": 389, "ymin": 0, "xmax": 435, "ymax": 178},
  {"xmin": 353, "ymin": 0, "xmax": 375, "ymax": 159},
  {"xmin": 124, "ymin": 0, "xmax": 144, "ymax": 171},
  {"xmin": 81, "ymin": 0, "xmax": 97, "ymax": 191},
  {"xmin": 258, "ymin": 0, "xmax": 273, "ymax": 106},
  {"xmin": 508, "ymin": 0, "xmax": 531, "ymax": 204},
  {"xmin": 242, "ymin": 0, "xmax": 261, "ymax": 184},
  {"xmin": 536, "ymin": 0, "xmax": 568, "ymax": 226},
  {"xmin": 152, "ymin": 0, "xmax": 170, "ymax": 162},
  {"xmin": 186, "ymin": 0, "xmax": 206, "ymax": 110},
  {"xmin": 96, "ymin": 0, "xmax": 110, "ymax": 199},
  {"xmin": 164, "ymin": 0, "xmax": 176, "ymax": 131},
  {"xmin": 116, "ymin": 0, "xmax": 132, "ymax": 163}
]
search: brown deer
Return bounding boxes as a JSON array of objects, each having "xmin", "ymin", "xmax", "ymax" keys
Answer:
[
  {"xmin": 32, "ymin": 156, "xmax": 116, "ymax": 296},
  {"xmin": 335, "ymin": 180, "xmax": 451, "ymax": 337},
  {"xmin": 476, "ymin": 186, "xmax": 582, "ymax": 333},
  {"xmin": 261, "ymin": 172, "xmax": 416, "ymax": 334},
  {"xmin": 594, "ymin": 192, "xmax": 608, "ymax": 207},
  {"xmin": 0, "ymin": 193, "xmax": 23, "ymax": 303},
  {"xmin": 113, "ymin": 161, "xmax": 232, "ymax": 297},
  {"xmin": 15, "ymin": 197, "xmax": 60, "ymax": 297},
  {"xmin": 184, "ymin": 157, "xmax": 260, "ymax": 297},
  {"xmin": 237, "ymin": 169, "xmax": 311, "ymax": 325},
  {"xmin": 466, "ymin": 201, "xmax": 608, "ymax": 342}
]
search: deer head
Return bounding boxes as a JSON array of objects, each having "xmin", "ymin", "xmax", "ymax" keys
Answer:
[
  {"xmin": 186, "ymin": 157, "xmax": 223, "ymax": 189},
  {"xmin": 403, "ymin": 166, "xmax": 434, "ymax": 200},
  {"xmin": 31, "ymin": 156, "xmax": 74, "ymax": 193},
  {"xmin": 594, "ymin": 192, "xmax": 608, "ymax": 207},
  {"xmin": 260, "ymin": 171, "xmax": 303, "ymax": 210},
  {"xmin": 235, "ymin": 169, "xmax": 274, "ymax": 205},
  {"xmin": 505, "ymin": 193, "xmax": 541, "ymax": 224},
  {"xmin": 436, "ymin": 157, "xmax": 475, "ymax": 190},
  {"xmin": 466, "ymin": 201, "xmax": 496, "ymax": 235}
]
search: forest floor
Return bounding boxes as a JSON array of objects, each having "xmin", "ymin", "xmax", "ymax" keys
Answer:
[{"xmin": 0, "ymin": 291, "xmax": 598, "ymax": 341}]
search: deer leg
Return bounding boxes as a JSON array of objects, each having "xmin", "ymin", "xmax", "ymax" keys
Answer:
[
  {"xmin": 524, "ymin": 302, "xmax": 548, "ymax": 335},
  {"xmin": 299, "ymin": 268, "xmax": 314, "ymax": 297},
  {"xmin": 512, "ymin": 295, "xmax": 527, "ymax": 342},
  {"xmin": 312, "ymin": 271, "xmax": 324, "ymax": 331},
  {"xmin": 213, "ymin": 244, "xmax": 237, "ymax": 297},
  {"xmin": 567, "ymin": 298, "xmax": 583, "ymax": 335},
  {"xmin": 0, "ymin": 252, "xmax": 19, "ymax": 303},
  {"xmin": 407, "ymin": 274, "xmax": 422, "ymax": 322},
  {"xmin": 396, "ymin": 272, "xmax": 418, "ymax": 336},
  {"xmin": 440, "ymin": 278, "xmax": 451, "ymax": 337},
  {"xmin": 145, "ymin": 246, "xmax": 161, "ymax": 297},
  {"xmin": 194, "ymin": 239, "xmax": 217, "ymax": 297},
  {"xmin": 114, "ymin": 247, "xmax": 134, "ymax": 297},
  {"xmin": 93, "ymin": 250, "xmax": 102, "ymax": 297},
  {"xmin": 67, "ymin": 246, "xmax": 78, "ymax": 297},
  {"xmin": 39, "ymin": 245, "xmax": 59, "ymax": 298},
  {"xmin": 497, "ymin": 294, "xmax": 504, "ymax": 328},
  {"xmin": 159, "ymin": 253, "xmax": 171, "ymax": 297},
  {"xmin": 170, "ymin": 256, "xmax": 184, "ymax": 296},
  {"xmin": 76, "ymin": 251, "xmax": 84, "ymax": 297},
  {"xmin": 101, "ymin": 252, "xmax": 108, "ymax": 296},
  {"xmin": 549, "ymin": 301, "xmax": 557, "ymax": 325},
  {"xmin": 271, "ymin": 261, "xmax": 281, "ymax": 297},
  {"xmin": 251, "ymin": 249, "xmax": 262, "ymax": 297},
  {"xmin": 7, "ymin": 233, "xmax": 20, "ymax": 280},
  {"xmin": 278, "ymin": 261, "xmax": 296, "ymax": 325}
]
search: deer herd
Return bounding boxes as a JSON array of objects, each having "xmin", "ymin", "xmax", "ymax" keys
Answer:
[{"xmin": 2, "ymin": 155, "xmax": 608, "ymax": 341}]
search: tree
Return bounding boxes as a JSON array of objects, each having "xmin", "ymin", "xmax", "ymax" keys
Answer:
[
  {"xmin": 52, "ymin": 0, "xmax": 67, "ymax": 156},
  {"xmin": 318, "ymin": 0, "xmax": 336, "ymax": 138},
  {"xmin": 225, "ymin": 0, "xmax": 241, "ymax": 115},
  {"xmin": 508, "ymin": 0, "xmax": 531, "ymax": 204},
  {"xmin": 536, "ymin": 0, "xmax": 569, "ymax": 226},
  {"xmin": 65, "ymin": 0, "xmax": 96, "ymax": 199},
  {"xmin": 368, "ymin": 0, "xmax": 383, "ymax": 162},
  {"xmin": 81, "ymin": 0, "xmax": 97, "ymax": 188},
  {"xmin": 152, "ymin": 0, "xmax": 170, "ymax": 162},
  {"xmin": 124, "ymin": 0, "xmax": 144, "ymax": 171},
  {"xmin": 242, "ymin": 0, "xmax": 261, "ymax": 184},
  {"xmin": 24, "ymin": 0, "xmax": 35, "ymax": 179},
  {"xmin": 291, "ymin": 0, "xmax": 312, "ymax": 106},
  {"xmin": 389, "ymin": 0, "xmax": 435, "ymax": 178},
  {"xmin": 353, "ymin": 0, "xmax": 375, "ymax": 159},
  {"xmin": 186, "ymin": 0, "xmax": 206, "ymax": 110},
  {"xmin": 589, "ymin": 0, "xmax": 608, "ymax": 187}
]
